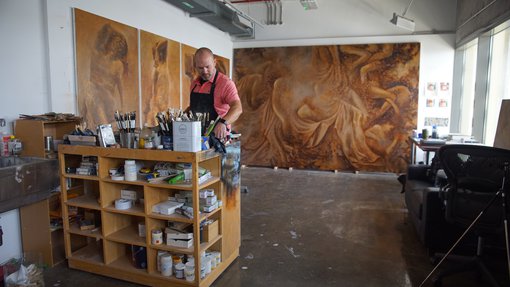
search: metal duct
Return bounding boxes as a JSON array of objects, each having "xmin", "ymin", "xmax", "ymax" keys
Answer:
[
  {"xmin": 264, "ymin": 0, "xmax": 282, "ymax": 25},
  {"xmin": 265, "ymin": 0, "xmax": 271, "ymax": 25},
  {"xmin": 164, "ymin": 0, "xmax": 254, "ymax": 37}
]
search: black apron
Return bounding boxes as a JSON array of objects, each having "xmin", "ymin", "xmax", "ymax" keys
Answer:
[{"xmin": 190, "ymin": 71, "xmax": 219, "ymax": 120}]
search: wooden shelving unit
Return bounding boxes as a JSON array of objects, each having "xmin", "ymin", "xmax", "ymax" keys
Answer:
[
  {"xmin": 58, "ymin": 145, "xmax": 240, "ymax": 287},
  {"xmin": 15, "ymin": 119, "xmax": 79, "ymax": 158},
  {"xmin": 16, "ymin": 119, "xmax": 80, "ymax": 267}
]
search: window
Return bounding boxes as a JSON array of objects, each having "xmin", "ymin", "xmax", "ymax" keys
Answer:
[
  {"xmin": 485, "ymin": 21, "xmax": 510, "ymax": 145},
  {"xmin": 458, "ymin": 39, "xmax": 478, "ymax": 137}
]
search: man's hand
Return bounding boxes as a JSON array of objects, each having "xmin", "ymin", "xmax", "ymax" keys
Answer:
[{"xmin": 214, "ymin": 122, "xmax": 228, "ymax": 140}]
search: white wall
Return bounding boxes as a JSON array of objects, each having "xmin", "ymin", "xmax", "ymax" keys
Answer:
[
  {"xmin": 0, "ymin": 0, "xmax": 233, "ymax": 262},
  {"xmin": 0, "ymin": 0, "xmax": 50, "ymax": 135}
]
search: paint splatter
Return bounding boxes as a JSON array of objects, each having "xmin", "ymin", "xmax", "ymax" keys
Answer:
[{"xmin": 285, "ymin": 245, "xmax": 300, "ymax": 258}]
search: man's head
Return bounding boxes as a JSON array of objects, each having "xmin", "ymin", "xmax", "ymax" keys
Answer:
[{"xmin": 194, "ymin": 47, "xmax": 216, "ymax": 82}]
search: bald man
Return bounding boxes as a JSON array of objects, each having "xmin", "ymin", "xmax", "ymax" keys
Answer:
[{"xmin": 189, "ymin": 47, "xmax": 242, "ymax": 140}]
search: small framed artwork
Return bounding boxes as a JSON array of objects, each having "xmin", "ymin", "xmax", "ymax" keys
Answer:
[{"xmin": 426, "ymin": 98, "xmax": 435, "ymax": 107}]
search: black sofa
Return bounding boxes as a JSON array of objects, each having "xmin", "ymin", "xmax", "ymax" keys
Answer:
[{"xmin": 404, "ymin": 164, "xmax": 462, "ymax": 254}]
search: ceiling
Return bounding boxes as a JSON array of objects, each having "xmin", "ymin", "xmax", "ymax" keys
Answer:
[
  {"xmin": 163, "ymin": 0, "xmax": 457, "ymax": 41},
  {"xmin": 231, "ymin": 0, "xmax": 458, "ymax": 41}
]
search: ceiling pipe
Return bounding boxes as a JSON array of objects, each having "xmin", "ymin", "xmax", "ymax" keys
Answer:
[
  {"xmin": 278, "ymin": 0, "xmax": 283, "ymax": 25},
  {"xmin": 265, "ymin": 0, "xmax": 271, "ymax": 25}
]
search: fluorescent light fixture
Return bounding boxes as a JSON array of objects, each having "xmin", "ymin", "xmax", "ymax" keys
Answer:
[
  {"xmin": 390, "ymin": 12, "xmax": 415, "ymax": 31},
  {"xmin": 300, "ymin": 0, "xmax": 318, "ymax": 10},
  {"xmin": 181, "ymin": 1, "xmax": 194, "ymax": 9}
]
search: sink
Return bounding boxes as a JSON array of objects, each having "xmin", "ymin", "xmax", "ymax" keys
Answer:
[
  {"xmin": 0, "ymin": 156, "xmax": 59, "ymax": 213},
  {"xmin": 0, "ymin": 156, "xmax": 46, "ymax": 168}
]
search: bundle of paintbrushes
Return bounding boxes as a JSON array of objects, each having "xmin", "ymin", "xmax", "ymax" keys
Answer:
[{"xmin": 114, "ymin": 111, "xmax": 137, "ymax": 134}]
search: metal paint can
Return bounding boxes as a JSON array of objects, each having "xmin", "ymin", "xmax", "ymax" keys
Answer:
[{"xmin": 151, "ymin": 229, "xmax": 162, "ymax": 245}]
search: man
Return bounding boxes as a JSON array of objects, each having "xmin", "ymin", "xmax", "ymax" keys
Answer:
[{"xmin": 190, "ymin": 47, "xmax": 242, "ymax": 140}]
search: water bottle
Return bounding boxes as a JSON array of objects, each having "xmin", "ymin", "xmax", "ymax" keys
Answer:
[{"xmin": 432, "ymin": 125, "xmax": 438, "ymax": 139}]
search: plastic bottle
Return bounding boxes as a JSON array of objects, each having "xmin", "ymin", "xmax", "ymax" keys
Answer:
[
  {"xmin": 432, "ymin": 125, "xmax": 438, "ymax": 139},
  {"xmin": 124, "ymin": 160, "xmax": 137, "ymax": 181}
]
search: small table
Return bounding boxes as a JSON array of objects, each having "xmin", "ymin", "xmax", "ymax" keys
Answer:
[{"xmin": 409, "ymin": 137, "xmax": 445, "ymax": 165}]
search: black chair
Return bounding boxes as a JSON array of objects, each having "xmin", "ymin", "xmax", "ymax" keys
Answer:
[{"xmin": 431, "ymin": 144, "xmax": 510, "ymax": 286}]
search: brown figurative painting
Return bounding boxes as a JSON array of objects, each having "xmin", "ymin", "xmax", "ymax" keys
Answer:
[
  {"xmin": 140, "ymin": 30, "xmax": 180, "ymax": 126},
  {"xmin": 234, "ymin": 44, "xmax": 420, "ymax": 173},
  {"xmin": 215, "ymin": 54, "xmax": 230, "ymax": 77},
  {"xmin": 181, "ymin": 44, "xmax": 198, "ymax": 110},
  {"xmin": 75, "ymin": 9, "xmax": 139, "ymax": 130}
]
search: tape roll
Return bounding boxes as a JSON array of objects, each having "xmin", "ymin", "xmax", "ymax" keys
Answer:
[
  {"xmin": 111, "ymin": 175, "xmax": 124, "ymax": 181},
  {"xmin": 115, "ymin": 198, "xmax": 132, "ymax": 210}
]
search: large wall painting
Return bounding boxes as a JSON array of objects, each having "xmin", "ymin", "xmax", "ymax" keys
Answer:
[
  {"xmin": 215, "ymin": 55, "xmax": 230, "ymax": 78},
  {"xmin": 181, "ymin": 44, "xmax": 198, "ymax": 110},
  {"xmin": 234, "ymin": 44, "xmax": 420, "ymax": 173},
  {"xmin": 140, "ymin": 30, "xmax": 180, "ymax": 126},
  {"xmin": 75, "ymin": 9, "xmax": 139, "ymax": 130}
]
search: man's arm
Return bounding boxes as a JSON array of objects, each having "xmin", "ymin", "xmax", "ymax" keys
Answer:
[
  {"xmin": 214, "ymin": 99, "xmax": 242, "ymax": 139},
  {"xmin": 222, "ymin": 99, "xmax": 242, "ymax": 124}
]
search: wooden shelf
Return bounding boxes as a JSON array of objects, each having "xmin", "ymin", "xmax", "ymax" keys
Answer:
[
  {"xmin": 64, "ymin": 173, "xmax": 99, "ymax": 181},
  {"xmin": 106, "ymin": 225, "xmax": 146, "ymax": 246},
  {"xmin": 58, "ymin": 145, "xmax": 239, "ymax": 287},
  {"xmin": 68, "ymin": 225, "xmax": 103, "ymax": 239},
  {"xmin": 107, "ymin": 254, "xmax": 149, "ymax": 275},
  {"xmin": 104, "ymin": 205, "xmax": 145, "ymax": 216},
  {"xmin": 70, "ymin": 242, "xmax": 104, "ymax": 264},
  {"xmin": 201, "ymin": 235, "xmax": 222, "ymax": 251},
  {"xmin": 67, "ymin": 195, "xmax": 101, "ymax": 209},
  {"xmin": 16, "ymin": 119, "xmax": 79, "ymax": 267}
]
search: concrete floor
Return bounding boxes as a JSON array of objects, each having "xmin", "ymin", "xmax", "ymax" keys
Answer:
[{"xmin": 43, "ymin": 167, "xmax": 509, "ymax": 287}]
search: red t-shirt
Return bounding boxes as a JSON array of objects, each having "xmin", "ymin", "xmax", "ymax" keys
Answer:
[{"xmin": 190, "ymin": 72, "xmax": 240, "ymax": 118}]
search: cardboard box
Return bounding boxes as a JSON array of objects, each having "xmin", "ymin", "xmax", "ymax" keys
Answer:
[
  {"xmin": 152, "ymin": 201, "xmax": 184, "ymax": 215},
  {"xmin": 121, "ymin": 189, "xmax": 137, "ymax": 201},
  {"xmin": 68, "ymin": 135, "xmax": 97, "ymax": 146},
  {"xmin": 203, "ymin": 220, "xmax": 218, "ymax": 242},
  {"xmin": 165, "ymin": 228, "xmax": 193, "ymax": 240},
  {"xmin": 166, "ymin": 238, "xmax": 193, "ymax": 248},
  {"xmin": 173, "ymin": 121, "xmax": 201, "ymax": 152}
]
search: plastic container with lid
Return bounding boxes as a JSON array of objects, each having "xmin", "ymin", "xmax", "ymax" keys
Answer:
[
  {"xmin": 185, "ymin": 261, "xmax": 195, "ymax": 281},
  {"xmin": 124, "ymin": 160, "xmax": 137, "ymax": 181},
  {"xmin": 174, "ymin": 262, "xmax": 185, "ymax": 279},
  {"xmin": 160, "ymin": 253, "xmax": 173, "ymax": 277}
]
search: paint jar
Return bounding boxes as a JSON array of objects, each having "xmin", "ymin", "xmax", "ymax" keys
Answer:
[
  {"xmin": 185, "ymin": 261, "xmax": 195, "ymax": 281},
  {"xmin": 124, "ymin": 160, "xmax": 137, "ymax": 181},
  {"xmin": 151, "ymin": 229, "xmax": 163, "ymax": 245},
  {"xmin": 160, "ymin": 253, "xmax": 173, "ymax": 277},
  {"xmin": 174, "ymin": 262, "xmax": 185, "ymax": 279}
]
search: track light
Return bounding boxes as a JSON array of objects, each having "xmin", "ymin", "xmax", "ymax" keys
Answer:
[
  {"xmin": 390, "ymin": 12, "xmax": 415, "ymax": 31},
  {"xmin": 390, "ymin": 0, "xmax": 415, "ymax": 31}
]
